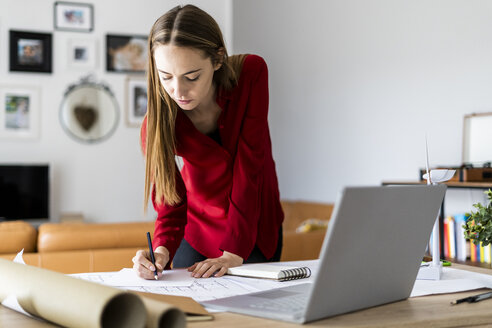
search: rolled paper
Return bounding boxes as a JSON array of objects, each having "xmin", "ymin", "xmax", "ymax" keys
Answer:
[
  {"xmin": 138, "ymin": 295, "xmax": 186, "ymax": 328},
  {"xmin": 0, "ymin": 259, "xmax": 146, "ymax": 328}
]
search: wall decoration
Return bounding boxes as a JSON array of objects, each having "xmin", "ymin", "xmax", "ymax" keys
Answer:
[
  {"xmin": 0, "ymin": 86, "xmax": 40, "ymax": 140},
  {"xmin": 54, "ymin": 1, "xmax": 94, "ymax": 32},
  {"xmin": 106, "ymin": 34, "xmax": 147, "ymax": 73},
  {"xmin": 67, "ymin": 39, "xmax": 97, "ymax": 70},
  {"xmin": 9, "ymin": 30, "xmax": 52, "ymax": 73},
  {"xmin": 125, "ymin": 76, "xmax": 147, "ymax": 127},
  {"xmin": 59, "ymin": 75, "xmax": 119, "ymax": 144}
]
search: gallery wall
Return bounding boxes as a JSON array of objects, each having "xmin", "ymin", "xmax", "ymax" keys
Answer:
[
  {"xmin": 0, "ymin": 0, "xmax": 231, "ymax": 222},
  {"xmin": 232, "ymin": 0, "xmax": 492, "ymax": 215}
]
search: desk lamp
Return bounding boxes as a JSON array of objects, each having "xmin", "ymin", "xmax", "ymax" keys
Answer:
[{"xmin": 416, "ymin": 138, "xmax": 455, "ymax": 280}]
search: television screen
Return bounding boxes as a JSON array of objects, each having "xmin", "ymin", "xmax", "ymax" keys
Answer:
[{"xmin": 0, "ymin": 164, "xmax": 49, "ymax": 220}]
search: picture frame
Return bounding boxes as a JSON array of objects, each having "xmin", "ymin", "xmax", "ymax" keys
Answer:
[
  {"xmin": 67, "ymin": 38, "xmax": 97, "ymax": 70},
  {"xmin": 0, "ymin": 86, "xmax": 40, "ymax": 140},
  {"xmin": 462, "ymin": 112, "xmax": 492, "ymax": 165},
  {"xmin": 9, "ymin": 30, "xmax": 52, "ymax": 73},
  {"xmin": 125, "ymin": 76, "xmax": 147, "ymax": 127},
  {"xmin": 106, "ymin": 34, "xmax": 148, "ymax": 73},
  {"xmin": 54, "ymin": 1, "xmax": 94, "ymax": 32}
]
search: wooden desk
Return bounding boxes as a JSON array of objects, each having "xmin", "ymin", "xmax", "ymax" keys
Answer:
[{"xmin": 2, "ymin": 264, "xmax": 492, "ymax": 328}]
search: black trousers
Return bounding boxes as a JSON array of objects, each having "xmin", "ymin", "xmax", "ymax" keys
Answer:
[{"xmin": 172, "ymin": 228, "xmax": 283, "ymax": 268}]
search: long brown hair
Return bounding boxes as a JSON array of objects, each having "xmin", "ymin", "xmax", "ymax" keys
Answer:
[{"xmin": 144, "ymin": 4, "xmax": 244, "ymax": 208}]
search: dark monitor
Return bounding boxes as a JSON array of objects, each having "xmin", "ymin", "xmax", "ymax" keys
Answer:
[{"xmin": 0, "ymin": 164, "xmax": 49, "ymax": 221}]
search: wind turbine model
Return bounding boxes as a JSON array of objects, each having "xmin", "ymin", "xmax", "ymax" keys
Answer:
[{"xmin": 416, "ymin": 137, "xmax": 455, "ymax": 280}]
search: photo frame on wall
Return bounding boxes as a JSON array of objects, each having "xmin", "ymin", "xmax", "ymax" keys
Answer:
[
  {"xmin": 54, "ymin": 1, "xmax": 94, "ymax": 32},
  {"xmin": 67, "ymin": 39, "xmax": 97, "ymax": 70},
  {"xmin": 9, "ymin": 30, "xmax": 52, "ymax": 73},
  {"xmin": 0, "ymin": 86, "xmax": 40, "ymax": 140},
  {"xmin": 125, "ymin": 76, "xmax": 147, "ymax": 127},
  {"xmin": 106, "ymin": 34, "xmax": 148, "ymax": 73}
]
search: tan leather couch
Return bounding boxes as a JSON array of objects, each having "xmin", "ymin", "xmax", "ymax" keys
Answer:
[
  {"xmin": 0, "ymin": 221, "xmax": 153, "ymax": 274},
  {"xmin": 0, "ymin": 201, "xmax": 333, "ymax": 273}
]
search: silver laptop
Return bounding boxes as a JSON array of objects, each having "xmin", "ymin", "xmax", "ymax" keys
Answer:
[{"xmin": 202, "ymin": 185, "xmax": 446, "ymax": 323}]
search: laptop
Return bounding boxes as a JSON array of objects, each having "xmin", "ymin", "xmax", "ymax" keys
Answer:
[{"xmin": 202, "ymin": 185, "xmax": 446, "ymax": 323}]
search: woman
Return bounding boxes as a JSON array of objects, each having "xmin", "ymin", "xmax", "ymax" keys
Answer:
[{"xmin": 133, "ymin": 4, "xmax": 283, "ymax": 279}]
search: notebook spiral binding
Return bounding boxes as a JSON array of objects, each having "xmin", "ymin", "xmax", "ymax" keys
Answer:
[{"xmin": 279, "ymin": 267, "xmax": 312, "ymax": 281}]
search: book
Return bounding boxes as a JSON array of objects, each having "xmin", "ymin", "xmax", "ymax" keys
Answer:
[
  {"xmin": 484, "ymin": 243, "xmax": 492, "ymax": 264},
  {"xmin": 454, "ymin": 214, "xmax": 468, "ymax": 262},
  {"xmin": 470, "ymin": 239, "xmax": 477, "ymax": 262},
  {"xmin": 428, "ymin": 228, "xmax": 438, "ymax": 257},
  {"xmin": 444, "ymin": 216, "xmax": 456, "ymax": 259},
  {"xmin": 226, "ymin": 263, "xmax": 311, "ymax": 281}
]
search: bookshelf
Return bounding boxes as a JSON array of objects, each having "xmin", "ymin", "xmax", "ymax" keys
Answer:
[{"xmin": 382, "ymin": 180, "xmax": 492, "ymax": 268}]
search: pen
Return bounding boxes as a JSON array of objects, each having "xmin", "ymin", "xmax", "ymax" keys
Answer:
[
  {"xmin": 146, "ymin": 232, "xmax": 158, "ymax": 280},
  {"xmin": 451, "ymin": 291, "xmax": 492, "ymax": 305}
]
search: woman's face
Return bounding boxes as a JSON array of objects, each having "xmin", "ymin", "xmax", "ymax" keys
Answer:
[{"xmin": 153, "ymin": 45, "xmax": 219, "ymax": 110}]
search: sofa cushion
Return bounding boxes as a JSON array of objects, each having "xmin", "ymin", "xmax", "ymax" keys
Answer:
[
  {"xmin": 295, "ymin": 218, "xmax": 329, "ymax": 233},
  {"xmin": 0, "ymin": 247, "xmax": 146, "ymax": 274},
  {"xmin": 281, "ymin": 201, "xmax": 334, "ymax": 231},
  {"xmin": 281, "ymin": 230, "xmax": 326, "ymax": 261},
  {"xmin": 0, "ymin": 220, "xmax": 37, "ymax": 254},
  {"xmin": 38, "ymin": 222, "xmax": 155, "ymax": 252}
]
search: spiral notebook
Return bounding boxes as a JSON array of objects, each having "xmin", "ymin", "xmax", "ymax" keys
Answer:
[{"xmin": 226, "ymin": 263, "xmax": 311, "ymax": 281}]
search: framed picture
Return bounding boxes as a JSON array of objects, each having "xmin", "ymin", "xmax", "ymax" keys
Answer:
[
  {"xmin": 9, "ymin": 30, "xmax": 52, "ymax": 73},
  {"xmin": 67, "ymin": 39, "xmax": 97, "ymax": 70},
  {"xmin": 126, "ymin": 76, "xmax": 147, "ymax": 127},
  {"xmin": 0, "ymin": 86, "xmax": 40, "ymax": 140},
  {"xmin": 54, "ymin": 1, "xmax": 94, "ymax": 32},
  {"xmin": 106, "ymin": 34, "xmax": 147, "ymax": 73}
]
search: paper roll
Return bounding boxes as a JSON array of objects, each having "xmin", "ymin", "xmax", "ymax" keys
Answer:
[
  {"xmin": 0, "ymin": 258, "xmax": 146, "ymax": 328},
  {"xmin": 139, "ymin": 295, "xmax": 186, "ymax": 328}
]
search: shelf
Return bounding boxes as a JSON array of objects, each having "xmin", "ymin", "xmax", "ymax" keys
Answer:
[
  {"xmin": 382, "ymin": 180, "xmax": 492, "ymax": 189},
  {"xmin": 448, "ymin": 259, "xmax": 492, "ymax": 269},
  {"xmin": 382, "ymin": 181, "xmax": 492, "ymax": 189},
  {"xmin": 423, "ymin": 255, "xmax": 492, "ymax": 269}
]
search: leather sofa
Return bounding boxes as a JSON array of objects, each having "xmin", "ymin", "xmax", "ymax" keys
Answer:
[
  {"xmin": 0, "ymin": 201, "xmax": 333, "ymax": 273},
  {"xmin": 0, "ymin": 220, "xmax": 154, "ymax": 273}
]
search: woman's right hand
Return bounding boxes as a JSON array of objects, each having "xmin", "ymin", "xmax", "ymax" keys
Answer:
[{"xmin": 132, "ymin": 246, "xmax": 170, "ymax": 279}]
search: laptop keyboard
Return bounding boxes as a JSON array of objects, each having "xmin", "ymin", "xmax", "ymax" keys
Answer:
[{"xmin": 249, "ymin": 293, "xmax": 308, "ymax": 313}]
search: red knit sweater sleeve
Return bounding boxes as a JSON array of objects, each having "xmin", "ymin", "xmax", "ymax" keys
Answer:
[
  {"xmin": 141, "ymin": 117, "xmax": 187, "ymax": 268},
  {"xmin": 219, "ymin": 55, "xmax": 270, "ymax": 259}
]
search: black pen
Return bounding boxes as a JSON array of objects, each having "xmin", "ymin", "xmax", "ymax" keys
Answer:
[
  {"xmin": 146, "ymin": 232, "xmax": 159, "ymax": 280},
  {"xmin": 451, "ymin": 291, "xmax": 492, "ymax": 305}
]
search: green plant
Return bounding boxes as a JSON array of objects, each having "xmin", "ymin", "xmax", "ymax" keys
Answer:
[{"xmin": 464, "ymin": 189, "xmax": 492, "ymax": 246}]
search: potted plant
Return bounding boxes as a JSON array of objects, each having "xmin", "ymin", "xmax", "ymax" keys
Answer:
[{"xmin": 464, "ymin": 189, "xmax": 492, "ymax": 246}]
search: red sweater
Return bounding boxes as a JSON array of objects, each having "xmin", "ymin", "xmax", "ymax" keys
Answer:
[{"xmin": 141, "ymin": 55, "xmax": 284, "ymax": 264}]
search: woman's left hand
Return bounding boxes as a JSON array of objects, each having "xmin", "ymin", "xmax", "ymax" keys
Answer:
[{"xmin": 187, "ymin": 251, "xmax": 243, "ymax": 278}]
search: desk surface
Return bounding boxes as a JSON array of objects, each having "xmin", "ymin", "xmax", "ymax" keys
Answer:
[{"xmin": 3, "ymin": 264, "xmax": 492, "ymax": 328}]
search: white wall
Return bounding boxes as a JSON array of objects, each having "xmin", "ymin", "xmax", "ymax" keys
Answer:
[
  {"xmin": 232, "ymin": 0, "xmax": 492, "ymax": 215},
  {"xmin": 2, "ymin": 0, "xmax": 491, "ymax": 223},
  {"xmin": 0, "ymin": 0, "xmax": 230, "ymax": 222}
]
